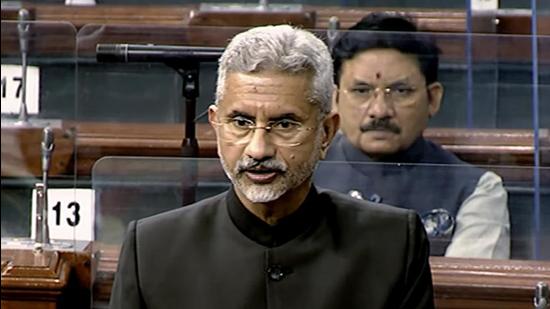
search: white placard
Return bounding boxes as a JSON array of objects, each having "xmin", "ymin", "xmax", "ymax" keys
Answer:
[
  {"xmin": 471, "ymin": 0, "xmax": 499, "ymax": 10},
  {"xmin": 1, "ymin": 64, "xmax": 40, "ymax": 114},
  {"xmin": 31, "ymin": 188, "xmax": 95, "ymax": 241}
]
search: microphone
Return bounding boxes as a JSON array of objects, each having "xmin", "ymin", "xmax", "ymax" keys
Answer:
[
  {"xmin": 18, "ymin": 9, "xmax": 30, "ymax": 54},
  {"xmin": 95, "ymin": 43, "xmax": 224, "ymax": 206},
  {"xmin": 16, "ymin": 8, "xmax": 30, "ymax": 124},
  {"xmin": 534, "ymin": 282, "xmax": 549, "ymax": 309},
  {"xmin": 41, "ymin": 126, "xmax": 55, "ymax": 176},
  {"xmin": 96, "ymin": 44, "xmax": 224, "ymax": 63},
  {"xmin": 36, "ymin": 127, "xmax": 54, "ymax": 246},
  {"xmin": 327, "ymin": 16, "xmax": 340, "ymax": 51}
]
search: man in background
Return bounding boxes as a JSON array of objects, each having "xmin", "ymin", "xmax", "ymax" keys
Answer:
[
  {"xmin": 315, "ymin": 13, "xmax": 509, "ymax": 258},
  {"xmin": 109, "ymin": 24, "xmax": 434, "ymax": 309}
]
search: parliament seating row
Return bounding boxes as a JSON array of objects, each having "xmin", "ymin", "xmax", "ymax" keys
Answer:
[
  {"xmin": 2, "ymin": 3, "xmax": 549, "ymax": 34},
  {"xmin": 2, "ymin": 122, "xmax": 548, "ymax": 178}
]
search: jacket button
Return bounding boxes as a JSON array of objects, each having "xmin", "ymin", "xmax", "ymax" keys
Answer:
[{"xmin": 267, "ymin": 265, "xmax": 285, "ymax": 281}]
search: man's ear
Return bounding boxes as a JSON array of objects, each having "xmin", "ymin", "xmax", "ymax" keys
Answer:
[
  {"xmin": 208, "ymin": 104, "xmax": 219, "ymax": 137},
  {"xmin": 320, "ymin": 111, "xmax": 340, "ymax": 160},
  {"xmin": 331, "ymin": 86, "xmax": 340, "ymax": 113},
  {"xmin": 427, "ymin": 82, "xmax": 443, "ymax": 118}
]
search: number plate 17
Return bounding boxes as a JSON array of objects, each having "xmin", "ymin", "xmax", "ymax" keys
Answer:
[{"xmin": 1, "ymin": 64, "xmax": 40, "ymax": 115}]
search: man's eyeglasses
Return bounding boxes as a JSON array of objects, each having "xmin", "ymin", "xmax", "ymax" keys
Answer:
[
  {"xmin": 341, "ymin": 83, "xmax": 422, "ymax": 107},
  {"xmin": 211, "ymin": 116, "xmax": 316, "ymax": 147}
]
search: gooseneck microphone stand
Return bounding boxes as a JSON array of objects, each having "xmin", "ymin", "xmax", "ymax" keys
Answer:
[
  {"xmin": 16, "ymin": 8, "xmax": 30, "ymax": 125},
  {"xmin": 327, "ymin": 16, "xmax": 340, "ymax": 52},
  {"xmin": 172, "ymin": 63, "xmax": 200, "ymax": 206},
  {"xmin": 35, "ymin": 127, "xmax": 54, "ymax": 247},
  {"xmin": 96, "ymin": 44, "xmax": 224, "ymax": 206}
]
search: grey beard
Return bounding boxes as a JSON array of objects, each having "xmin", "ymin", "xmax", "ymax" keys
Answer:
[{"xmin": 218, "ymin": 129, "xmax": 322, "ymax": 203}]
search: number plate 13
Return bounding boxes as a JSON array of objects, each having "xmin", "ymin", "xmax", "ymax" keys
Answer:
[{"xmin": 31, "ymin": 188, "xmax": 95, "ymax": 241}]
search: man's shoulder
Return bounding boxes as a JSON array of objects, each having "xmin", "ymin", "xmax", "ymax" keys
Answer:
[
  {"xmin": 317, "ymin": 189, "xmax": 421, "ymax": 246},
  {"xmin": 424, "ymin": 138, "xmax": 471, "ymax": 165},
  {"xmin": 137, "ymin": 191, "xmax": 227, "ymax": 229},
  {"xmin": 324, "ymin": 131, "xmax": 347, "ymax": 160},
  {"xmin": 318, "ymin": 188, "xmax": 414, "ymax": 222}
]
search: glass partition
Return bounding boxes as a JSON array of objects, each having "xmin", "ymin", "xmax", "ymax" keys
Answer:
[
  {"xmin": 1, "ymin": 20, "xmax": 81, "ymax": 250},
  {"xmin": 316, "ymin": 161, "xmax": 549, "ymax": 260},
  {"xmin": 79, "ymin": 23, "xmax": 549, "ymax": 306},
  {"xmin": 90, "ymin": 157, "xmax": 548, "ymax": 261},
  {"xmin": 92, "ymin": 157, "xmax": 550, "ymax": 254},
  {"xmin": 76, "ymin": 24, "xmax": 240, "ymax": 124},
  {"xmin": 92, "ymin": 157, "xmax": 228, "ymax": 245},
  {"xmin": 74, "ymin": 24, "xmax": 548, "ymax": 129},
  {"xmin": 77, "ymin": 25, "xmax": 547, "ymax": 252}
]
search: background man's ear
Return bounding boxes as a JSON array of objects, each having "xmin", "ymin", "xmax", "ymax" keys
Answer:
[
  {"xmin": 320, "ymin": 112, "xmax": 339, "ymax": 160},
  {"xmin": 331, "ymin": 86, "xmax": 339, "ymax": 113},
  {"xmin": 427, "ymin": 82, "xmax": 444, "ymax": 118}
]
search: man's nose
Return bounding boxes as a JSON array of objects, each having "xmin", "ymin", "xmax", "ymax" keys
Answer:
[
  {"xmin": 243, "ymin": 128, "xmax": 276, "ymax": 161},
  {"xmin": 366, "ymin": 93, "xmax": 395, "ymax": 119}
]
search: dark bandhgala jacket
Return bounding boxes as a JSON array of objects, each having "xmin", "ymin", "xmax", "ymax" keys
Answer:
[
  {"xmin": 109, "ymin": 187, "xmax": 434, "ymax": 309},
  {"xmin": 315, "ymin": 133, "xmax": 484, "ymax": 255}
]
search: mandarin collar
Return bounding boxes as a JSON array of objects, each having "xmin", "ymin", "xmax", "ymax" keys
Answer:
[{"xmin": 226, "ymin": 185, "xmax": 322, "ymax": 248}]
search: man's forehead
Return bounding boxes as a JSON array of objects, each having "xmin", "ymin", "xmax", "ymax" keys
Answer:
[
  {"xmin": 219, "ymin": 71, "xmax": 316, "ymax": 118},
  {"xmin": 342, "ymin": 52, "xmax": 424, "ymax": 84},
  {"xmin": 225, "ymin": 70, "xmax": 311, "ymax": 88},
  {"xmin": 350, "ymin": 76, "xmax": 415, "ymax": 85},
  {"xmin": 218, "ymin": 99, "xmax": 313, "ymax": 120},
  {"xmin": 345, "ymin": 49, "xmax": 422, "ymax": 74}
]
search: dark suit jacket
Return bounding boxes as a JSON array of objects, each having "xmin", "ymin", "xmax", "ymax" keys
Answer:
[{"xmin": 109, "ymin": 188, "xmax": 434, "ymax": 309}]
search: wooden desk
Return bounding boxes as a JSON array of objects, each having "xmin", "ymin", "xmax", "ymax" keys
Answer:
[
  {"xmin": 1, "ymin": 241, "xmax": 93, "ymax": 309},
  {"xmin": 2, "ymin": 241, "xmax": 548, "ymax": 309},
  {"xmin": 432, "ymin": 257, "xmax": 550, "ymax": 309}
]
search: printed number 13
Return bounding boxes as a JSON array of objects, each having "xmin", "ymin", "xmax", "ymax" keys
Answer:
[{"xmin": 52, "ymin": 201, "xmax": 81, "ymax": 227}]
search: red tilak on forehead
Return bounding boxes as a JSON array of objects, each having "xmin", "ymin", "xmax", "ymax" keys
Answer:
[{"xmin": 376, "ymin": 72, "xmax": 381, "ymax": 79}]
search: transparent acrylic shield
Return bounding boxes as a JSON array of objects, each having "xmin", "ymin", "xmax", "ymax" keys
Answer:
[
  {"xmin": 92, "ymin": 157, "xmax": 550, "ymax": 304},
  {"xmin": 91, "ymin": 156, "xmax": 230, "ymax": 307},
  {"xmin": 1, "ymin": 20, "xmax": 81, "ymax": 251},
  {"xmin": 92, "ymin": 156, "xmax": 229, "ymax": 245},
  {"xmin": 81, "ymin": 25, "xmax": 549, "ymax": 307},
  {"xmin": 315, "ymin": 161, "xmax": 549, "ymax": 260}
]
